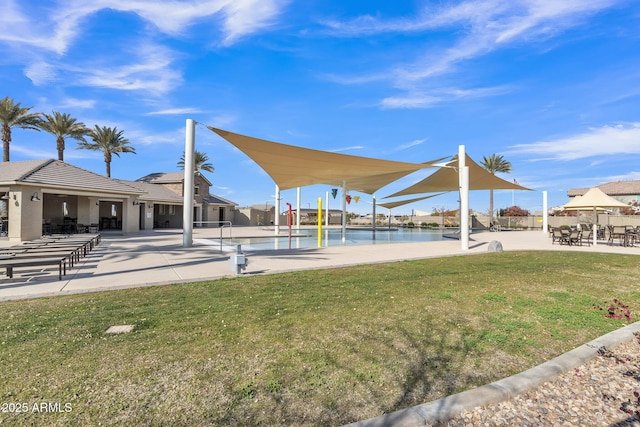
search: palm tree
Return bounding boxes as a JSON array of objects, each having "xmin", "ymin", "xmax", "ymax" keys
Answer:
[
  {"xmin": 177, "ymin": 150, "xmax": 215, "ymax": 174},
  {"xmin": 480, "ymin": 154, "xmax": 512, "ymax": 224},
  {"xmin": 39, "ymin": 111, "xmax": 90, "ymax": 161},
  {"xmin": 0, "ymin": 96, "xmax": 42, "ymax": 162},
  {"xmin": 77, "ymin": 126, "xmax": 136, "ymax": 177}
]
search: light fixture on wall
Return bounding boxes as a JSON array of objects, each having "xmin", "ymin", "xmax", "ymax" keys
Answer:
[
  {"xmin": 31, "ymin": 192, "xmax": 41, "ymax": 202},
  {"xmin": 149, "ymin": 203, "xmax": 154, "ymax": 209},
  {"xmin": 133, "ymin": 198, "xmax": 140, "ymax": 206},
  {"xmin": 1, "ymin": 192, "xmax": 8, "ymax": 200}
]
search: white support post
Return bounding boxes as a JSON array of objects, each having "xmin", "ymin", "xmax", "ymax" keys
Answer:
[
  {"xmin": 341, "ymin": 180, "xmax": 347, "ymax": 242},
  {"xmin": 296, "ymin": 187, "xmax": 301, "ymax": 230},
  {"xmin": 183, "ymin": 119, "xmax": 196, "ymax": 248},
  {"xmin": 459, "ymin": 145, "xmax": 469, "ymax": 251},
  {"xmin": 274, "ymin": 185, "xmax": 280, "ymax": 235},
  {"xmin": 372, "ymin": 195, "xmax": 376, "ymax": 235},
  {"xmin": 542, "ymin": 191, "xmax": 548, "ymax": 234},
  {"xmin": 325, "ymin": 191, "xmax": 329, "ymax": 227}
]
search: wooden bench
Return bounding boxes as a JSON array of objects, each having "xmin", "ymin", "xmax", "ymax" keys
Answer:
[{"xmin": 0, "ymin": 256, "xmax": 67, "ymax": 280}]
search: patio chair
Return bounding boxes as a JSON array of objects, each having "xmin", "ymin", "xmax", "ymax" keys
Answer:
[
  {"xmin": 625, "ymin": 226, "xmax": 639, "ymax": 247},
  {"xmin": 567, "ymin": 229, "xmax": 582, "ymax": 246},
  {"xmin": 580, "ymin": 228, "xmax": 593, "ymax": 246},
  {"xmin": 551, "ymin": 228, "xmax": 567, "ymax": 245},
  {"xmin": 610, "ymin": 226, "xmax": 627, "ymax": 246}
]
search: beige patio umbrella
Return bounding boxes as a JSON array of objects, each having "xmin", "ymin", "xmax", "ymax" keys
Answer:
[{"xmin": 562, "ymin": 187, "xmax": 629, "ymax": 246}]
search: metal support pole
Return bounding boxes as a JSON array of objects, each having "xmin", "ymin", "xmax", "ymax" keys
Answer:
[
  {"xmin": 372, "ymin": 195, "xmax": 376, "ymax": 238},
  {"xmin": 341, "ymin": 181, "xmax": 347, "ymax": 243},
  {"xmin": 325, "ymin": 191, "xmax": 329, "ymax": 227},
  {"xmin": 542, "ymin": 191, "xmax": 548, "ymax": 234},
  {"xmin": 274, "ymin": 185, "xmax": 280, "ymax": 235},
  {"xmin": 459, "ymin": 145, "xmax": 469, "ymax": 251},
  {"xmin": 183, "ymin": 119, "xmax": 195, "ymax": 248}
]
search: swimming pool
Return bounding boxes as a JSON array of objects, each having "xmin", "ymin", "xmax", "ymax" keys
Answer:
[{"xmin": 220, "ymin": 227, "xmax": 454, "ymax": 251}]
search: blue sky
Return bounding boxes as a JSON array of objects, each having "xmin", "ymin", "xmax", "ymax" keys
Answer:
[{"xmin": 2, "ymin": 0, "xmax": 640, "ymax": 215}]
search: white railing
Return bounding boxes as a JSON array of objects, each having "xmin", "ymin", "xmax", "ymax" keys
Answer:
[{"xmin": 193, "ymin": 221, "xmax": 233, "ymax": 251}]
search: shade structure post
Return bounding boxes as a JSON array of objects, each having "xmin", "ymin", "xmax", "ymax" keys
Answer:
[
  {"xmin": 341, "ymin": 180, "xmax": 347, "ymax": 243},
  {"xmin": 296, "ymin": 187, "xmax": 301, "ymax": 229},
  {"xmin": 593, "ymin": 209, "xmax": 598, "ymax": 247},
  {"xmin": 317, "ymin": 197, "xmax": 323, "ymax": 247},
  {"xmin": 372, "ymin": 195, "xmax": 376, "ymax": 238},
  {"xmin": 458, "ymin": 145, "xmax": 469, "ymax": 250},
  {"xmin": 183, "ymin": 119, "xmax": 196, "ymax": 248},
  {"xmin": 274, "ymin": 185, "xmax": 280, "ymax": 235},
  {"xmin": 325, "ymin": 191, "xmax": 329, "ymax": 227},
  {"xmin": 542, "ymin": 191, "xmax": 548, "ymax": 234}
]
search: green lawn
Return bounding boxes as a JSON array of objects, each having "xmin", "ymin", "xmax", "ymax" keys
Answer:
[{"xmin": 1, "ymin": 251, "xmax": 639, "ymax": 426}]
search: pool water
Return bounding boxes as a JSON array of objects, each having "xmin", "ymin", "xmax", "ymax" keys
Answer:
[{"xmin": 222, "ymin": 227, "xmax": 453, "ymax": 251}]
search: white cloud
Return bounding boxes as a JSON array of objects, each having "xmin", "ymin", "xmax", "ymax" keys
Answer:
[
  {"xmin": 1, "ymin": 0, "xmax": 288, "ymax": 55},
  {"xmin": 220, "ymin": 0, "xmax": 290, "ymax": 45},
  {"xmin": 146, "ymin": 108, "xmax": 204, "ymax": 116},
  {"xmin": 24, "ymin": 61, "xmax": 58, "ymax": 85},
  {"xmin": 58, "ymin": 97, "xmax": 97, "ymax": 110},
  {"xmin": 508, "ymin": 123, "xmax": 640, "ymax": 161},
  {"xmin": 329, "ymin": 146, "xmax": 365, "ymax": 153},
  {"xmin": 2, "ymin": 0, "xmax": 289, "ymax": 98},
  {"xmin": 380, "ymin": 95, "xmax": 442, "ymax": 109},
  {"xmin": 396, "ymin": 139, "xmax": 427, "ymax": 151},
  {"xmin": 76, "ymin": 42, "xmax": 182, "ymax": 94},
  {"xmin": 324, "ymin": 0, "xmax": 621, "ymax": 106}
]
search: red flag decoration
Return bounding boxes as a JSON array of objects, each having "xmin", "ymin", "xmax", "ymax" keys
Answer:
[{"xmin": 346, "ymin": 195, "xmax": 352, "ymax": 204}]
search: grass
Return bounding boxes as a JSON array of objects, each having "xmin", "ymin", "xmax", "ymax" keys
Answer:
[{"xmin": 1, "ymin": 251, "xmax": 640, "ymax": 426}]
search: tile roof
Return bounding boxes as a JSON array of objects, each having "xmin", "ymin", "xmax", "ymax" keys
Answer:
[
  {"xmin": 118, "ymin": 180, "xmax": 183, "ymax": 203},
  {"xmin": 137, "ymin": 171, "xmax": 212, "ymax": 186},
  {"xmin": 0, "ymin": 159, "xmax": 142, "ymax": 194},
  {"xmin": 568, "ymin": 180, "xmax": 640, "ymax": 197},
  {"xmin": 137, "ymin": 172, "xmax": 185, "ymax": 183},
  {"xmin": 207, "ymin": 194, "xmax": 237, "ymax": 206}
]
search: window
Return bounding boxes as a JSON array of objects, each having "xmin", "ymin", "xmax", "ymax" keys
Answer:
[
  {"xmin": 159, "ymin": 204, "xmax": 165, "ymax": 215},
  {"xmin": 169, "ymin": 205, "xmax": 176, "ymax": 215},
  {"xmin": 62, "ymin": 202, "xmax": 69, "ymax": 216},
  {"xmin": 111, "ymin": 204, "xmax": 117, "ymax": 217}
]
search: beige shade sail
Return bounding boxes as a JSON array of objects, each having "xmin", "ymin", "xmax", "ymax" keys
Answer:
[
  {"xmin": 562, "ymin": 187, "xmax": 629, "ymax": 210},
  {"xmin": 384, "ymin": 154, "xmax": 530, "ymax": 198},
  {"xmin": 208, "ymin": 126, "xmax": 446, "ymax": 194},
  {"xmin": 377, "ymin": 193, "xmax": 448, "ymax": 210}
]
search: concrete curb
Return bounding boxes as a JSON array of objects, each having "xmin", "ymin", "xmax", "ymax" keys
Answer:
[{"xmin": 344, "ymin": 321, "xmax": 640, "ymax": 427}]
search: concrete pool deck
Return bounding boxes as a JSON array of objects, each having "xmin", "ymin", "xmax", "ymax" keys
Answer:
[{"xmin": 0, "ymin": 225, "xmax": 638, "ymax": 301}]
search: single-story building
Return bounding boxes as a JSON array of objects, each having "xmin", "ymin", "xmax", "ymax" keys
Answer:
[{"xmin": 0, "ymin": 160, "xmax": 237, "ymax": 242}]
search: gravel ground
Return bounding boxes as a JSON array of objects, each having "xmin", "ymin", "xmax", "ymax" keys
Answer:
[{"xmin": 439, "ymin": 335, "xmax": 640, "ymax": 426}]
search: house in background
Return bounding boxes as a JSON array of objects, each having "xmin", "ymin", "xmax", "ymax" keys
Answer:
[
  {"xmin": 0, "ymin": 160, "xmax": 237, "ymax": 242},
  {"xmin": 568, "ymin": 180, "xmax": 640, "ymax": 206},
  {"xmin": 136, "ymin": 172, "xmax": 237, "ymax": 228}
]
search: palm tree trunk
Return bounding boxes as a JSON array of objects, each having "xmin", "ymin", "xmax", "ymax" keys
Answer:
[
  {"xmin": 57, "ymin": 136, "xmax": 65, "ymax": 161},
  {"xmin": 2, "ymin": 125, "xmax": 10, "ymax": 162}
]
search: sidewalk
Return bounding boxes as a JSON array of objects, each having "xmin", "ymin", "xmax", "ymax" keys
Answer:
[{"xmin": 0, "ymin": 227, "xmax": 637, "ymax": 301}]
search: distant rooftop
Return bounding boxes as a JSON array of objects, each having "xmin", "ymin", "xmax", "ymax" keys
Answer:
[{"xmin": 568, "ymin": 180, "xmax": 640, "ymax": 197}]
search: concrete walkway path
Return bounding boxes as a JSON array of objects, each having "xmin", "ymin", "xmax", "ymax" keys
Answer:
[{"xmin": 0, "ymin": 226, "xmax": 637, "ymax": 301}]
